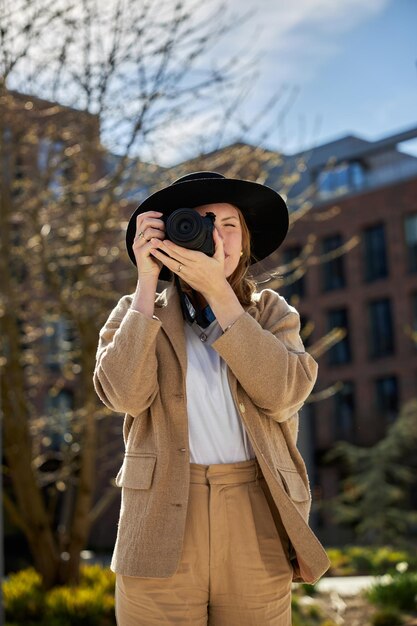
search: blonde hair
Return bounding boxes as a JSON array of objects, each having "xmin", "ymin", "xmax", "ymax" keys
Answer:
[{"xmin": 179, "ymin": 205, "xmax": 257, "ymax": 308}]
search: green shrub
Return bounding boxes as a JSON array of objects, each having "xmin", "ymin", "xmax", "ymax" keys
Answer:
[
  {"xmin": 371, "ymin": 607, "xmax": 404, "ymax": 626},
  {"xmin": 291, "ymin": 591, "xmax": 325, "ymax": 626},
  {"xmin": 327, "ymin": 545, "xmax": 417, "ymax": 576},
  {"xmin": 365, "ymin": 572, "xmax": 417, "ymax": 612},
  {"xmin": 301, "ymin": 582, "xmax": 318, "ymax": 596},
  {"xmin": 372, "ymin": 547, "xmax": 413, "ymax": 575},
  {"xmin": 45, "ymin": 586, "xmax": 112, "ymax": 625},
  {"xmin": 79, "ymin": 565, "xmax": 115, "ymax": 595},
  {"xmin": 326, "ymin": 547, "xmax": 355, "ymax": 576},
  {"xmin": 347, "ymin": 546, "xmax": 374, "ymax": 574},
  {"xmin": 306, "ymin": 604, "xmax": 322, "ymax": 618},
  {"xmin": 3, "ymin": 568, "xmax": 44, "ymax": 622},
  {"xmin": 3, "ymin": 565, "xmax": 116, "ymax": 625}
]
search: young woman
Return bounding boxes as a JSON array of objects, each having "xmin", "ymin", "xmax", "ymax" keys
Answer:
[{"xmin": 93, "ymin": 172, "xmax": 330, "ymax": 626}]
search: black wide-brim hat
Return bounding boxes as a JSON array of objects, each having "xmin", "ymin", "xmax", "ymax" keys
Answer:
[{"xmin": 126, "ymin": 171, "xmax": 289, "ymax": 280}]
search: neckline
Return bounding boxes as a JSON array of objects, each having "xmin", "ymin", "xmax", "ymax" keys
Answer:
[{"xmin": 186, "ymin": 318, "xmax": 219, "ymax": 343}]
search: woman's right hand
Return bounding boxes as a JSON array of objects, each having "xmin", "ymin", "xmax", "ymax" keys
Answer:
[{"xmin": 132, "ymin": 211, "xmax": 166, "ymax": 280}]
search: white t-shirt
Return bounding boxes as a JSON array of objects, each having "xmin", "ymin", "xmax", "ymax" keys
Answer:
[{"xmin": 184, "ymin": 319, "xmax": 256, "ymax": 465}]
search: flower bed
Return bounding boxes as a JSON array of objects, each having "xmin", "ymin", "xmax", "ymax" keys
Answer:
[
  {"xmin": 326, "ymin": 545, "xmax": 417, "ymax": 577},
  {"xmin": 3, "ymin": 549, "xmax": 417, "ymax": 626},
  {"xmin": 3, "ymin": 565, "xmax": 115, "ymax": 626}
]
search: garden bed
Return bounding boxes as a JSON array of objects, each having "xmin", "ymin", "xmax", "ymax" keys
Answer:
[{"xmin": 3, "ymin": 545, "xmax": 417, "ymax": 626}]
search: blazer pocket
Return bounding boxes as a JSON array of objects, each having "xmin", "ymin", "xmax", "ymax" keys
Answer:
[
  {"xmin": 115, "ymin": 453, "xmax": 157, "ymax": 489},
  {"xmin": 276, "ymin": 466, "xmax": 311, "ymax": 502}
]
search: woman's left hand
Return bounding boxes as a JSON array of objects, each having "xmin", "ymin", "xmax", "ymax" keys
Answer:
[{"xmin": 149, "ymin": 228, "xmax": 228, "ymax": 299}]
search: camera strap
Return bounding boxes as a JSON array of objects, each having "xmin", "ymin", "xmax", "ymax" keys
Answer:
[{"xmin": 174, "ymin": 275, "xmax": 213, "ymax": 329}]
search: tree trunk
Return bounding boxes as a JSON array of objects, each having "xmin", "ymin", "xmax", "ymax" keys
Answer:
[
  {"xmin": 65, "ymin": 396, "xmax": 97, "ymax": 585},
  {"xmin": 2, "ymin": 315, "xmax": 60, "ymax": 589},
  {"xmin": 63, "ymin": 324, "xmax": 99, "ymax": 585}
]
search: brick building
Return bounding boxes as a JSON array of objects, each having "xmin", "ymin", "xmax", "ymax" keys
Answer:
[
  {"xmin": 95, "ymin": 126, "xmax": 417, "ymax": 546},
  {"xmin": 104, "ymin": 128, "xmax": 417, "ymax": 543},
  {"xmin": 6, "ymin": 87, "xmax": 417, "ymax": 552},
  {"xmin": 271, "ymin": 127, "xmax": 417, "ymax": 542}
]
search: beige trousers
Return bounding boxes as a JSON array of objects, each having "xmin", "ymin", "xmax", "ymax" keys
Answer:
[{"xmin": 115, "ymin": 459, "xmax": 293, "ymax": 625}]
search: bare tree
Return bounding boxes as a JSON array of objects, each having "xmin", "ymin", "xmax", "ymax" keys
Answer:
[
  {"xmin": 1, "ymin": 0, "xmax": 352, "ymax": 589},
  {"xmin": 0, "ymin": 0, "xmax": 266, "ymax": 588}
]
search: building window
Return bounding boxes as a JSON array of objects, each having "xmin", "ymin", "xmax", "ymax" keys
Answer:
[
  {"xmin": 43, "ymin": 314, "xmax": 75, "ymax": 371},
  {"xmin": 317, "ymin": 161, "xmax": 365, "ymax": 200},
  {"xmin": 44, "ymin": 389, "xmax": 74, "ymax": 450},
  {"xmin": 321, "ymin": 234, "xmax": 346, "ymax": 291},
  {"xmin": 368, "ymin": 298, "xmax": 394, "ymax": 358},
  {"xmin": 404, "ymin": 213, "xmax": 417, "ymax": 272},
  {"xmin": 38, "ymin": 138, "xmax": 74, "ymax": 196},
  {"xmin": 326, "ymin": 308, "xmax": 351, "ymax": 365},
  {"xmin": 363, "ymin": 223, "xmax": 388, "ymax": 282},
  {"xmin": 375, "ymin": 376, "xmax": 399, "ymax": 423},
  {"xmin": 333, "ymin": 381, "xmax": 355, "ymax": 441},
  {"xmin": 280, "ymin": 245, "xmax": 305, "ymax": 301}
]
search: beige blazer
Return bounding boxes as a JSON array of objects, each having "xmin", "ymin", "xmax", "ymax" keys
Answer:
[{"xmin": 93, "ymin": 283, "xmax": 330, "ymax": 583}]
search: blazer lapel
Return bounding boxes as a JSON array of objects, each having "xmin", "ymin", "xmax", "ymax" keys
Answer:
[{"xmin": 155, "ymin": 282, "xmax": 187, "ymax": 375}]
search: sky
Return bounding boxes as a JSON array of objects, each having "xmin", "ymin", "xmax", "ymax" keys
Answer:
[
  {"xmin": 10, "ymin": 0, "xmax": 414, "ymax": 164},
  {"xmin": 218, "ymin": 0, "xmax": 417, "ymax": 158}
]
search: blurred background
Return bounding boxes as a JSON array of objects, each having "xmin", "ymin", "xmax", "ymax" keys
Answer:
[{"xmin": 1, "ymin": 0, "xmax": 417, "ymax": 623}]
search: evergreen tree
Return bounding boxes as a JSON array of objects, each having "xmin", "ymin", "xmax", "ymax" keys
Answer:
[{"xmin": 324, "ymin": 399, "xmax": 417, "ymax": 546}]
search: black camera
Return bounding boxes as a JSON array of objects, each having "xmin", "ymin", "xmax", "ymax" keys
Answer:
[{"xmin": 163, "ymin": 208, "xmax": 216, "ymax": 256}]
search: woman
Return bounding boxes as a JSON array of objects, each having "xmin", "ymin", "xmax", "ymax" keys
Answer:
[{"xmin": 93, "ymin": 171, "xmax": 330, "ymax": 626}]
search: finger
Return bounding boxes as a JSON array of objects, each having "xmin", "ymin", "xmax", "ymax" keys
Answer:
[
  {"xmin": 136, "ymin": 211, "xmax": 163, "ymax": 223},
  {"xmin": 152, "ymin": 238, "xmax": 196, "ymax": 263},
  {"xmin": 150, "ymin": 247, "xmax": 185, "ymax": 274},
  {"xmin": 137, "ymin": 218, "xmax": 165, "ymax": 231},
  {"xmin": 136, "ymin": 213, "xmax": 163, "ymax": 234},
  {"xmin": 133, "ymin": 239, "xmax": 162, "ymax": 270},
  {"xmin": 136, "ymin": 219, "xmax": 165, "ymax": 237},
  {"xmin": 213, "ymin": 228, "xmax": 225, "ymax": 260},
  {"xmin": 139, "ymin": 227, "xmax": 165, "ymax": 242}
]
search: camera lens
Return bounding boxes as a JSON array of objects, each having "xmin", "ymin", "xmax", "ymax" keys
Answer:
[
  {"xmin": 166, "ymin": 209, "xmax": 207, "ymax": 249},
  {"xmin": 177, "ymin": 217, "xmax": 195, "ymax": 236}
]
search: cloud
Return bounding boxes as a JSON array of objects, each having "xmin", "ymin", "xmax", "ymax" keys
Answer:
[
  {"xmin": 139, "ymin": 0, "xmax": 392, "ymax": 164},
  {"xmin": 229, "ymin": 0, "xmax": 390, "ymax": 37},
  {"xmin": 85, "ymin": 0, "xmax": 391, "ymax": 164},
  {"xmin": 139, "ymin": 109, "xmax": 226, "ymax": 167},
  {"xmin": 212, "ymin": 0, "xmax": 391, "ymax": 84}
]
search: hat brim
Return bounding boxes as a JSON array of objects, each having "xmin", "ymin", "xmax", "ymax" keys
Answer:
[{"xmin": 126, "ymin": 177, "xmax": 288, "ymax": 280}]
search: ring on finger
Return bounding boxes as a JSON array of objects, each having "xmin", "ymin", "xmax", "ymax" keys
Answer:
[
  {"xmin": 177, "ymin": 263, "xmax": 183, "ymax": 273},
  {"xmin": 135, "ymin": 231, "xmax": 145, "ymax": 241}
]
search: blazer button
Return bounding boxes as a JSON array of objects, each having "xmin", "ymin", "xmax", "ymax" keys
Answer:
[
  {"xmin": 239, "ymin": 403, "xmax": 246, "ymax": 413},
  {"xmin": 171, "ymin": 503, "xmax": 183, "ymax": 507},
  {"xmin": 179, "ymin": 448, "xmax": 187, "ymax": 452}
]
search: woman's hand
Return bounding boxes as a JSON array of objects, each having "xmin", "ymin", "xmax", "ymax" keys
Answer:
[
  {"xmin": 150, "ymin": 228, "xmax": 228, "ymax": 299},
  {"xmin": 132, "ymin": 211, "xmax": 166, "ymax": 280}
]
